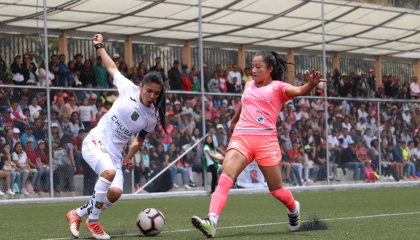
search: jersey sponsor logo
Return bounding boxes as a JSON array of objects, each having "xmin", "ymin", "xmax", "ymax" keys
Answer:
[
  {"xmin": 266, "ymin": 85, "xmax": 274, "ymax": 93},
  {"xmin": 256, "ymin": 110, "xmax": 270, "ymax": 116},
  {"xmin": 243, "ymin": 93, "xmax": 271, "ymax": 103},
  {"xmin": 99, "ymin": 147, "xmax": 108, "ymax": 153},
  {"xmin": 111, "ymin": 115, "xmax": 133, "ymax": 138},
  {"xmin": 131, "ymin": 111, "xmax": 140, "ymax": 121},
  {"xmin": 257, "ymin": 117, "xmax": 264, "ymax": 123},
  {"xmin": 130, "ymin": 97, "xmax": 137, "ymax": 103}
]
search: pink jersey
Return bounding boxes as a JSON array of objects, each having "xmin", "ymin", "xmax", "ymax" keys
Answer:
[{"xmin": 233, "ymin": 80, "xmax": 292, "ymax": 137}]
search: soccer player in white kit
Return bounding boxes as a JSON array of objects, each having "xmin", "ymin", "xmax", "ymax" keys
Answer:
[{"xmin": 66, "ymin": 34, "xmax": 167, "ymax": 240}]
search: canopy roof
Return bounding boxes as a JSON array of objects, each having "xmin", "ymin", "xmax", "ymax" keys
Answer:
[{"xmin": 1, "ymin": 0, "xmax": 420, "ymax": 58}]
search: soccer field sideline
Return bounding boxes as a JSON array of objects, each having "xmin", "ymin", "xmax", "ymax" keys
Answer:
[
  {"xmin": 2, "ymin": 181, "xmax": 420, "ymax": 206},
  {"xmin": 40, "ymin": 211, "xmax": 420, "ymax": 240}
]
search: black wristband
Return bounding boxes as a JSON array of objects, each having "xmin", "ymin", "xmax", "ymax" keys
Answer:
[{"xmin": 95, "ymin": 43, "xmax": 105, "ymax": 50}]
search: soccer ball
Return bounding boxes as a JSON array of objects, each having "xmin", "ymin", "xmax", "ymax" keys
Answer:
[{"xmin": 136, "ymin": 208, "xmax": 165, "ymax": 236}]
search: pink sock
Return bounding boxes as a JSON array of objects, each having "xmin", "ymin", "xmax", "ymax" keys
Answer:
[
  {"xmin": 209, "ymin": 174, "xmax": 234, "ymax": 216},
  {"xmin": 270, "ymin": 187, "xmax": 296, "ymax": 212}
]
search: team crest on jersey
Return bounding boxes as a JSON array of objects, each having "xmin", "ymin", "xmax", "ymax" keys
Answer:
[
  {"xmin": 95, "ymin": 201, "xmax": 104, "ymax": 209},
  {"xmin": 131, "ymin": 111, "xmax": 140, "ymax": 121},
  {"xmin": 99, "ymin": 147, "xmax": 107, "ymax": 153}
]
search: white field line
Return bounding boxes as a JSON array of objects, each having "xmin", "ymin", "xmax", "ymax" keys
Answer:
[{"xmin": 40, "ymin": 211, "xmax": 420, "ymax": 240}]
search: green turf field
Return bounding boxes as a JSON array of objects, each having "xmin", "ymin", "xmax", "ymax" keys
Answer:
[{"xmin": 1, "ymin": 187, "xmax": 419, "ymax": 240}]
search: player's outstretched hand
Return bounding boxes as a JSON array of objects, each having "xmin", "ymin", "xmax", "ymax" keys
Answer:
[
  {"xmin": 93, "ymin": 34, "xmax": 103, "ymax": 45},
  {"xmin": 305, "ymin": 69, "xmax": 327, "ymax": 86},
  {"xmin": 123, "ymin": 158, "xmax": 134, "ymax": 171}
]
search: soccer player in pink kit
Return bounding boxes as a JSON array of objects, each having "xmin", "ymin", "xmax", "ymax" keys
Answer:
[{"xmin": 191, "ymin": 51, "xmax": 326, "ymax": 238}]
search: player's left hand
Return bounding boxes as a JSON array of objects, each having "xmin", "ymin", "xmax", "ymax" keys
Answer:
[
  {"xmin": 122, "ymin": 158, "xmax": 134, "ymax": 171},
  {"xmin": 305, "ymin": 69, "xmax": 327, "ymax": 86}
]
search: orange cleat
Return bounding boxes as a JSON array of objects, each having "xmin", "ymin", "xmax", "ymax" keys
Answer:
[
  {"xmin": 85, "ymin": 217, "xmax": 110, "ymax": 239},
  {"xmin": 66, "ymin": 209, "xmax": 82, "ymax": 238},
  {"xmin": 408, "ymin": 176, "xmax": 414, "ymax": 179}
]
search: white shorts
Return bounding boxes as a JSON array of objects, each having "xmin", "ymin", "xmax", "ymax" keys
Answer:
[{"xmin": 82, "ymin": 139, "xmax": 124, "ymax": 191}]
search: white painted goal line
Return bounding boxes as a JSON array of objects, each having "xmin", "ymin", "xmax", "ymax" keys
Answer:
[{"xmin": 41, "ymin": 211, "xmax": 420, "ymax": 240}]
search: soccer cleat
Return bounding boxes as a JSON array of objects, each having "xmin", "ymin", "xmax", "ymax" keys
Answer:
[
  {"xmin": 191, "ymin": 216, "xmax": 217, "ymax": 238},
  {"xmin": 85, "ymin": 218, "xmax": 110, "ymax": 239},
  {"xmin": 67, "ymin": 209, "xmax": 82, "ymax": 238},
  {"xmin": 288, "ymin": 201, "xmax": 301, "ymax": 232}
]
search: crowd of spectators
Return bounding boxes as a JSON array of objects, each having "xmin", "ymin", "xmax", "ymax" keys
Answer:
[{"xmin": 0, "ymin": 50, "xmax": 419, "ymax": 197}]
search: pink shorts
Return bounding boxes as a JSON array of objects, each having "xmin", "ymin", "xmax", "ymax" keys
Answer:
[{"xmin": 226, "ymin": 135, "xmax": 281, "ymax": 167}]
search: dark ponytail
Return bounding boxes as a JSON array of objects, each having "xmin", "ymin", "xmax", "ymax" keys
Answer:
[
  {"xmin": 142, "ymin": 71, "xmax": 167, "ymax": 133},
  {"xmin": 254, "ymin": 51, "xmax": 289, "ymax": 81}
]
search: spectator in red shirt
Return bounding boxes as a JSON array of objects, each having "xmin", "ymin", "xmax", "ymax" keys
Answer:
[
  {"xmin": 71, "ymin": 129, "xmax": 85, "ymax": 174},
  {"xmin": 25, "ymin": 138, "xmax": 45, "ymax": 193},
  {"xmin": 3, "ymin": 109, "xmax": 15, "ymax": 131}
]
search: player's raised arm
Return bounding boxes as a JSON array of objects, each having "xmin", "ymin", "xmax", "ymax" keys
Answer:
[
  {"xmin": 285, "ymin": 69, "xmax": 326, "ymax": 98},
  {"xmin": 93, "ymin": 34, "xmax": 118, "ymax": 78}
]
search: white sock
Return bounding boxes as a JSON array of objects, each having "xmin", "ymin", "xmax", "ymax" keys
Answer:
[
  {"xmin": 102, "ymin": 197, "xmax": 115, "ymax": 211},
  {"xmin": 76, "ymin": 198, "xmax": 94, "ymax": 217},
  {"xmin": 188, "ymin": 167, "xmax": 194, "ymax": 182},
  {"xmin": 208, "ymin": 213, "xmax": 219, "ymax": 228},
  {"xmin": 89, "ymin": 177, "xmax": 112, "ymax": 220}
]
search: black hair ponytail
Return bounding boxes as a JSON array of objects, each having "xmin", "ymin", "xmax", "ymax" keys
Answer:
[
  {"xmin": 142, "ymin": 71, "xmax": 167, "ymax": 133},
  {"xmin": 254, "ymin": 51, "xmax": 289, "ymax": 81}
]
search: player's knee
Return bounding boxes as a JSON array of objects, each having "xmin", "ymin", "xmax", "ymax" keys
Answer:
[
  {"xmin": 101, "ymin": 169, "xmax": 116, "ymax": 182},
  {"xmin": 107, "ymin": 187, "xmax": 122, "ymax": 202}
]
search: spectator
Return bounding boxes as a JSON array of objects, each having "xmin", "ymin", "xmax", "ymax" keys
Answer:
[
  {"xmin": 168, "ymin": 60, "xmax": 182, "ymax": 90},
  {"xmin": 60, "ymin": 113, "xmax": 72, "ymax": 136},
  {"xmin": 392, "ymin": 139, "xmax": 405, "ymax": 179},
  {"xmin": 342, "ymin": 140, "xmax": 365, "ymax": 181},
  {"xmin": 56, "ymin": 54, "xmax": 70, "ymax": 86},
  {"xmin": 93, "ymin": 56, "xmax": 108, "ymax": 87},
  {"xmin": 118, "ymin": 61, "xmax": 129, "ymax": 78},
  {"xmin": 49, "ymin": 54, "xmax": 59, "ymax": 83},
  {"xmin": 68, "ymin": 112, "xmax": 85, "ymax": 137},
  {"xmin": 215, "ymin": 124, "xmax": 227, "ymax": 147},
  {"xmin": 207, "ymin": 71, "xmax": 219, "ymax": 93},
  {"xmin": 217, "ymin": 69, "xmax": 228, "ymax": 93},
  {"xmin": 203, "ymin": 135, "xmax": 223, "ymax": 193},
  {"xmin": 51, "ymin": 97, "xmax": 65, "ymax": 115},
  {"xmin": 20, "ymin": 125, "xmax": 37, "ymax": 149},
  {"xmin": 149, "ymin": 57, "xmax": 164, "ymax": 73},
  {"xmin": 0, "ymin": 50, "xmax": 6, "ymax": 81},
  {"xmin": 80, "ymin": 60, "xmax": 96, "ymax": 86},
  {"xmin": 138, "ymin": 61, "xmax": 147, "ymax": 75},
  {"xmin": 28, "ymin": 97, "xmax": 42, "ymax": 122},
  {"xmin": 410, "ymin": 76, "xmax": 419, "ymax": 97},
  {"xmin": 182, "ymin": 99, "xmax": 193, "ymax": 115},
  {"xmin": 134, "ymin": 146, "xmax": 149, "ymax": 189},
  {"xmin": 406, "ymin": 141, "xmax": 417, "ymax": 179},
  {"xmin": 128, "ymin": 67, "xmax": 140, "ymax": 84},
  {"xmin": 228, "ymin": 64, "xmax": 242, "ymax": 87},
  {"xmin": 243, "ymin": 67, "xmax": 253, "ymax": 84},
  {"xmin": 12, "ymin": 128, "xmax": 21, "ymax": 147},
  {"xmin": 12, "ymin": 142, "xmax": 33, "ymax": 194},
  {"xmin": 25, "ymin": 138, "xmax": 48, "ymax": 193},
  {"xmin": 11, "ymin": 55, "xmax": 28, "ymax": 88},
  {"xmin": 79, "ymin": 97, "xmax": 94, "ymax": 128},
  {"xmin": 38, "ymin": 60, "xmax": 55, "ymax": 87},
  {"xmin": 198, "ymin": 63, "xmax": 212, "ymax": 90},
  {"xmin": 0, "ymin": 144, "xmax": 17, "ymax": 195},
  {"xmin": 32, "ymin": 118, "xmax": 46, "ymax": 141},
  {"xmin": 164, "ymin": 143, "xmax": 190, "ymax": 189},
  {"xmin": 53, "ymin": 134, "xmax": 76, "ymax": 197},
  {"xmin": 72, "ymin": 128, "xmax": 85, "ymax": 174},
  {"xmin": 364, "ymin": 160, "xmax": 376, "ymax": 183},
  {"xmin": 64, "ymin": 97, "xmax": 80, "ymax": 116},
  {"xmin": 303, "ymin": 145, "xmax": 319, "ymax": 182},
  {"xmin": 338, "ymin": 128, "xmax": 352, "ymax": 148},
  {"xmin": 157, "ymin": 117, "xmax": 173, "ymax": 152}
]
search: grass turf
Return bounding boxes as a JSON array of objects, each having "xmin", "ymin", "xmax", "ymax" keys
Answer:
[{"xmin": 0, "ymin": 187, "xmax": 419, "ymax": 240}]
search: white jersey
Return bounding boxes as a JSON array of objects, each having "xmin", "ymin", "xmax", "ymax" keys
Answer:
[{"xmin": 85, "ymin": 71, "xmax": 158, "ymax": 162}]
